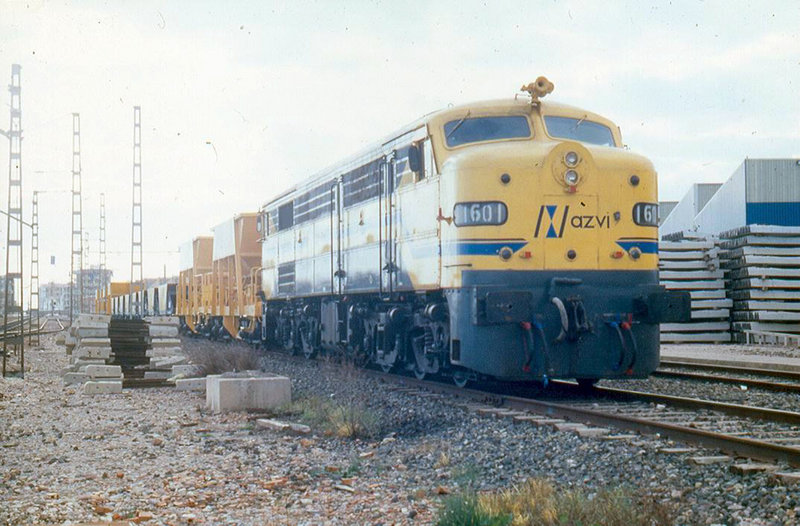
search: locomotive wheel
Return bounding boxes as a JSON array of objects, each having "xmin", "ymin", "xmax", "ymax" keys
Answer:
[
  {"xmin": 350, "ymin": 346, "xmax": 370, "ymax": 369},
  {"xmin": 282, "ymin": 327, "xmax": 298, "ymax": 355},
  {"xmin": 302, "ymin": 339, "xmax": 316, "ymax": 359},
  {"xmin": 380, "ymin": 363, "xmax": 394, "ymax": 374},
  {"xmin": 413, "ymin": 363, "xmax": 426, "ymax": 380},
  {"xmin": 452, "ymin": 370, "xmax": 469, "ymax": 388},
  {"xmin": 300, "ymin": 323, "xmax": 316, "ymax": 359}
]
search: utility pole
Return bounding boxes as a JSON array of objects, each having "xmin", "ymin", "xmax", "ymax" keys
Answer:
[
  {"xmin": 99, "ymin": 193, "xmax": 106, "ymax": 314},
  {"xmin": 29, "ymin": 190, "xmax": 39, "ymax": 345},
  {"xmin": 70, "ymin": 113, "xmax": 83, "ymax": 326},
  {"xmin": 129, "ymin": 106, "xmax": 142, "ymax": 318},
  {"xmin": 2, "ymin": 64, "xmax": 24, "ymax": 377}
]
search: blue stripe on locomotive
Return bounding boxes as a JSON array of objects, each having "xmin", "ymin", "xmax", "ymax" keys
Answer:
[{"xmin": 410, "ymin": 239, "xmax": 528, "ymax": 258}]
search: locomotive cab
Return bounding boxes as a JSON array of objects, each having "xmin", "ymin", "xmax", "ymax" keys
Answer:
[{"xmin": 430, "ymin": 82, "xmax": 689, "ymax": 382}]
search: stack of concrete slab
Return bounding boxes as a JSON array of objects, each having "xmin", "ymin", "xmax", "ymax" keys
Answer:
[
  {"xmin": 62, "ymin": 314, "xmax": 114, "ymax": 377},
  {"xmin": 659, "ymin": 232, "xmax": 731, "ymax": 343},
  {"xmin": 145, "ymin": 316, "xmax": 182, "ymax": 363},
  {"xmin": 720, "ymin": 225, "xmax": 800, "ymax": 342}
]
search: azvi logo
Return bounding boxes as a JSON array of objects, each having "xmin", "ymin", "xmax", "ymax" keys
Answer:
[{"xmin": 534, "ymin": 204, "xmax": 570, "ymax": 238}]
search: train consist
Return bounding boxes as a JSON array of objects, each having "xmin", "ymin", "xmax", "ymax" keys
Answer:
[{"xmin": 103, "ymin": 77, "xmax": 689, "ymax": 386}]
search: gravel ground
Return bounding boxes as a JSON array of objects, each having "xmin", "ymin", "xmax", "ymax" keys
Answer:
[{"xmin": 2, "ymin": 336, "xmax": 800, "ymax": 525}]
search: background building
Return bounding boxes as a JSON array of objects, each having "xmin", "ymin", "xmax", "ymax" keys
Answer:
[{"xmin": 660, "ymin": 159, "xmax": 800, "ymax": 237}]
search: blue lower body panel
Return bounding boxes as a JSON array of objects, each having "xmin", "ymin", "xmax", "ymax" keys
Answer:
[{"xmin": 445, "ymin": 270, "xmax": 663, "ymax": 381}]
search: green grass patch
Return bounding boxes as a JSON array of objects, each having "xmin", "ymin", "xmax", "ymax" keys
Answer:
[
  {"xmin": 278, "ymin": 395, "xmax": 379, "ymax": 439},
  {"xmin": 437, "ymin": 479, "xmax": 673, "ymax": 526},
  {"xmin": 437, "ymin": 493, "xmax": 511, "ymax": 526}
]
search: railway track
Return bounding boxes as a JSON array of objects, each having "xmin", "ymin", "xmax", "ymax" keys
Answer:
[
  {"xmin": 205, "ymin": 342, "xmax": 800, "ymax": 467},
  {"xmin": 0, "ymin": 315, "xmax": 65, "ymax": 343},
  {"xmin": 360, "ymin": 369, "xmax": 800, "ymax": 467},
  {"xmin": 654, "ymin": 360, "xmax": 800, "ymax": 394}
]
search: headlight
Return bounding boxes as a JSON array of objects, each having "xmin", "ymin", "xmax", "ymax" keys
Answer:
[
  {"xmin": 564, "ymin": 151, "xmax": 579, "ymax": 167},
  {"xmin": 564, "ymin": 169, "xmax": 579, "ymax": 185}
]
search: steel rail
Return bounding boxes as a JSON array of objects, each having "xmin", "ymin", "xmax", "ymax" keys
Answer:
[
  {"xmin": 573, "ymin": 383, "xmax": 800, "ymax": 425},
  {"xmin": 498, "ymin": 393, "xmax": 800, "ymax": 467},
  {"xmin": 361, "ymin": 371, "xmax": 800, "ymax": 467},
  {"xmin": 652, "ymin": 368, "xmax": 800, "ymax": 394},
  {"xmin": 659, "ymin": 359, "xmax": 800, "ymax": 382}
]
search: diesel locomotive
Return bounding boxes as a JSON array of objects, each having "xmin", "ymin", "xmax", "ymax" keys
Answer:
[{"xmin": 171, "ymin": 77, "xmax": 689, "ymax": 386}]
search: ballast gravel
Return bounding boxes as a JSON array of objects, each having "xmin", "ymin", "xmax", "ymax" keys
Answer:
[{"xmin": 1, "ymin": 335, "xmax": 799, "ymax": 525}]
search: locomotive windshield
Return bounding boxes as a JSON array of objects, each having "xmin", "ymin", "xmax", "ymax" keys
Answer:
[
  {"xmin": 444, "ymin": 115, "xmax": 531, "ymax": 147},
  {"xmin": 544, "ymin": 116, "xmax": 615, "ymax": 146}
]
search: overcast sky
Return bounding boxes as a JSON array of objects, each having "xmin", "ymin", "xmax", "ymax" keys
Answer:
[{"xmin": 0, "ymin": 0, "xmax": 798, "ymax": 295}]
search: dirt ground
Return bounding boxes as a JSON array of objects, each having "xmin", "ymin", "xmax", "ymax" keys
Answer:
[{"xmin": 0, "ymin": 335, "xmax": 436, "ymax": 525}]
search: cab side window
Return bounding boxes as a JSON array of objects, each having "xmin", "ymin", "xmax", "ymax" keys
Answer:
[{"xmin": 418, "ymin": 138, "xmax": 437, "ymax": 181}]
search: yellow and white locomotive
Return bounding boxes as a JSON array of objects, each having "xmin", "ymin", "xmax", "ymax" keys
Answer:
[{"xmin": 255, "ymin": 77, "xmax": 688, "ymax": 386}]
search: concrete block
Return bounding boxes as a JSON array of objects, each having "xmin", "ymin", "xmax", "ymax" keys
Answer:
[
  {"xmin": 256, "ymin": 419, "xmax": 312, "ymax": 435},
  {"xmin": 85, "ymin": 365, "xmax": 123, "ymax": 379},
  {"xmin": 730, "ymin": 463, "xmax": 779, "ymax": 475},
  {"xmin": 145, "ymin": 316, "xmax": 180, "ymax": 325},
  {"xmin": 77, "ymin": 314, "xmax": 111, "ymax": 325},
  {"xmin": 63, "ymin": 372, "xmax": 89, "ymax": 385},
  {"xmin": 72, "ymin": 346, "xmax": 112, "ymax": 360},
  {"xmin": 78, "ymin": 337, "xmax": 112, "ymax": 347},
  {"xmin": 512, "ymin": 415, "xmax": 565, "ymax": 425},
  {"xmin": 256, "ymin": 418, "xmax": 291, "ymax": 432},
  {"xmin": 689, "ymin": 456, "xmax": 731, "ymax": 465},
  {"xmin": 554, "ymin": 422, "xmax": 588, "ymax": 432},
  {"xmin": 151, "ymin": 355, "xmax": 188, "ymax": 368},
  {"xmin": 147, "ymin": 347, "xmax": 183, "ymax": 357},
  {"xmin": 771, "ymin": 472, "xmax": 800, "ymax": 485},
  {"xmin": 61, "ymin": 364, "xmax": 79, "ymax": 375},
  {"xmin": 75, "ymin": 326, "xmax": 109, "ymax": 339},
  {"xmin": 75, "ymin": 359, "xmax": 108, "ymax": 371},
  {"xmin": 175, "ymin": 377, "xmax": 206, "ymax": 392},
  {"xmin": 83, "ymin": 380, "xmax": 123, "ymax": 394},
  {"xmin": 144, "ymin": 371, "xmax": 173, "ymax": 380},
  {"xmin": 149, "ymin": 325, "xmax": 179, "ymax": 338},
  {"xmin": 659, "ymin": 448, "xmax": 696, "ymax": 454},
  {"xmin": 492, "ymin": 410, "xmax": 526, "ymax": 419},
  {"xmin": 171, "ymin": 364, "xmax": 204, "ymax": 377},
  {"xmin": 575, "ymin": 427, "xmax": 610, "ymax": 438},
  {"xmin": 150, "ymin": 338, "xmax": 181, "ymax": 348},
  {"xmin": 206, "ymin": 374, "xmax": 291, "ymax": 413}
]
